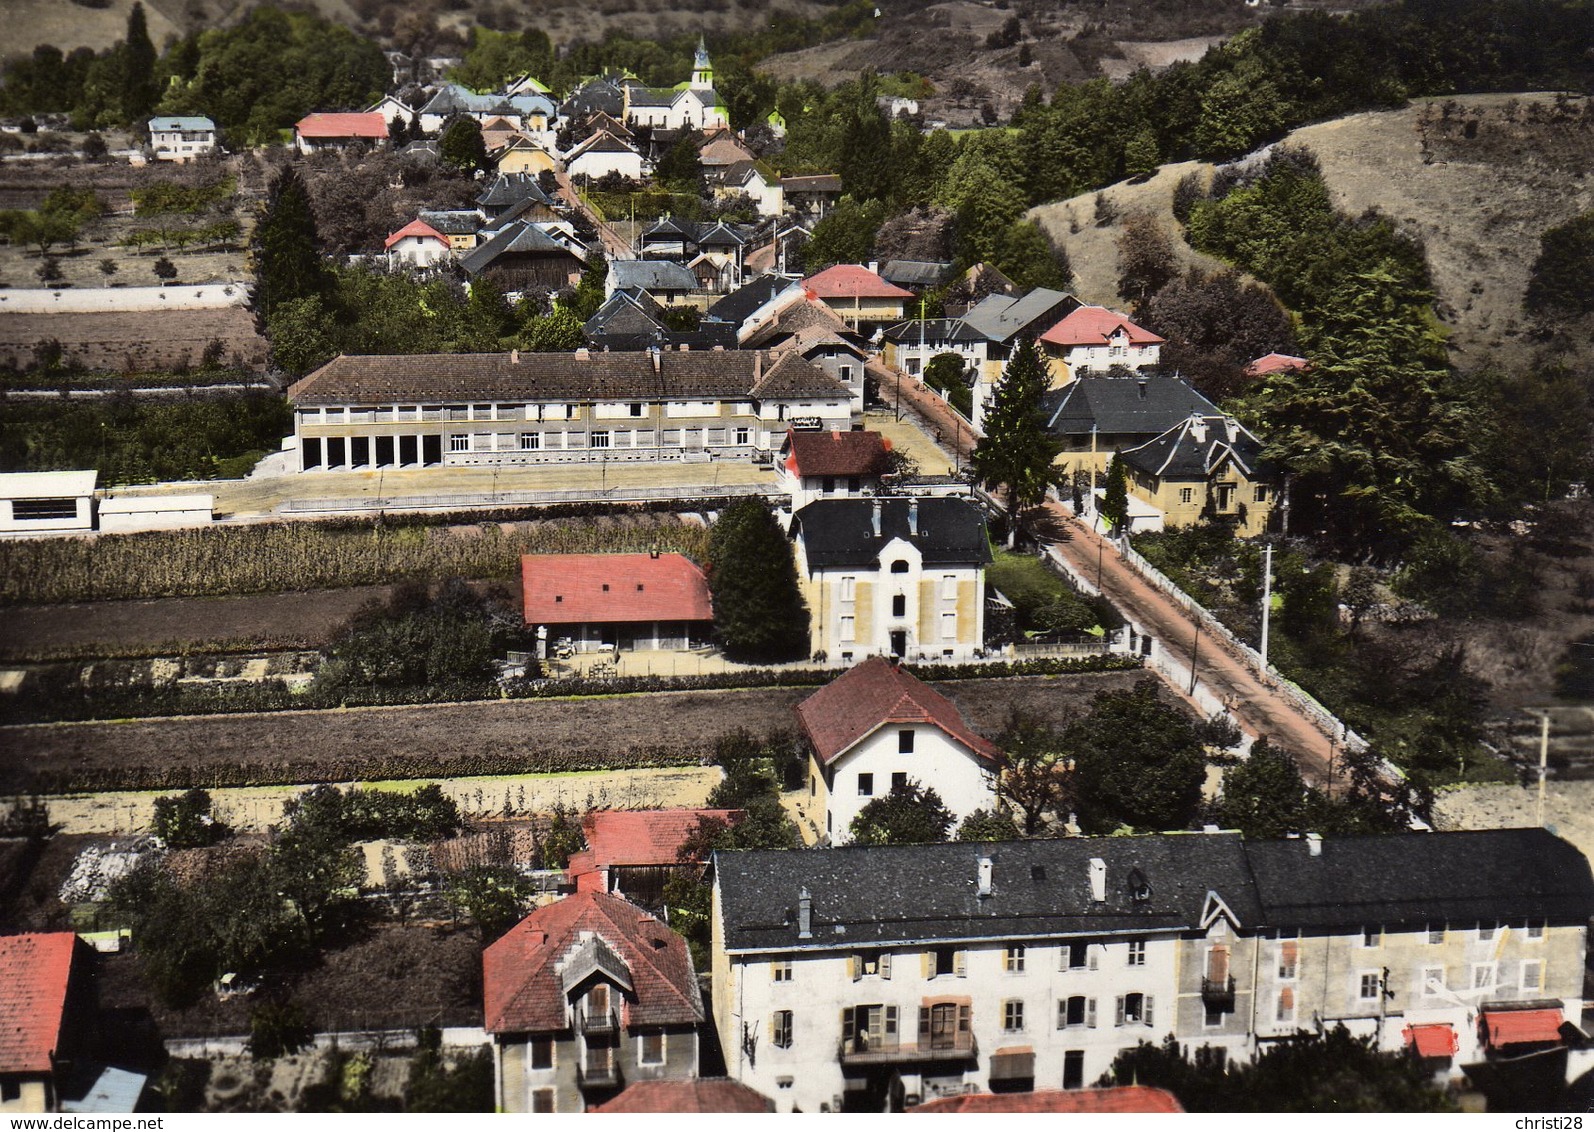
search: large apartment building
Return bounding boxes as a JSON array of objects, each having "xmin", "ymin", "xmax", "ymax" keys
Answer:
[
  {"xmin": 710, "ymin": 829, "xmax": 1594, "ymax": 1113},
  {"xmin": 285, "ymin": 349, "xmax": 852, "ymax": 472}
]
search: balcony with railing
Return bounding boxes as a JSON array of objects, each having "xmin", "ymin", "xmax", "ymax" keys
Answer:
[
  {"xmin": 1201, "ymin": 975, "xmax": 1237, "ymax": 1011},
  {"xmin": 837, "ymin": 1030, "xmax": 977, "ymax": 1066},
  {"xmin": 578, "ymin": 1004, "xmax": 619, "ymax": 1034},
  {"xmin": 577, "ymin": 1052, "xmax": 621, "ymax": 1089}
]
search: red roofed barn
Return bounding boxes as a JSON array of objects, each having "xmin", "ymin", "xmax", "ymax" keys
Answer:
[
  {"xmin": 795, "ymin": 656, "xmax": 1002, "ymax": 844},
  {"xmin": 294, "ymin": 112, "xmax": 389, "ymax": 154},
  {"xmin": 521, "ymin": 553, "xmax": 713, "ymax": 656},
  {"xmin": 0, "ymin": 933, "xmax": 91, "ymax": 1113},
  {"xmin": 483, "ymin": 890, "xmax": 705, "ymax": 1112},
  {"xmin": 566, "ymin": 808, "xmax": 743, "ymax": 906},
  {"xmin": 779, "ymin": 428, "xmax": 892, "ymax": 509}
]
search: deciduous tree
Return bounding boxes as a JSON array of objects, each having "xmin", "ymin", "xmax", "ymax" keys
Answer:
[
  {"xmin": 1066, "ymin": 679, "xmax": 1207, "ymax": 833},
  {"xmin": 849, "ymin": 780, "xmax": 955, "ymax": 845}
]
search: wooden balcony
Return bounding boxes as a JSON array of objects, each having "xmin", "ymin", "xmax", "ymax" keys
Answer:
[{"xmin": 1201, "ymin": 975, "xmax": 1236, "ymax": 1011}]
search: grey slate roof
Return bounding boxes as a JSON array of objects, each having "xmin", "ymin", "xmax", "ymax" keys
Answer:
[
  {"xmin": 716, "ymin": 834, "xmax": 1260, "ymax": 952},
  {"xmin": 960, "ymin": 288, "xmax": 1078, "ymax": 344},
  {"xmin": 611, "ymin": 260, "xmax": 699, "ymax": 293},
  {"xmin": 418, "ymin": 209, "xmax": 482, "ymax": 236},
  {"xmin": 584, "ymin": 290, "xmax": 667, "ymax": 346},
  {"xmin": 705, "ymin": 274, "xmax": 800, "ymax": 326},
  {"xmin": 1120, "ymin": 415, "xmax": 1268, "ymax": 481},
  {"xmin": 459, "ymin": 221, "xmax": 582, "ymax": 276},
  {"xmin": 288, "ymin": 350, "xmax": 842, "ymax": 406},
  {"xmin": 1042, "ymin": 375, "xmax": 1220, "ymax": 440},
  {"xmin": 792, "ymin": 497, "xmax": 993, "ymax": 570},
  {"xmin": 476, "ymin": 172, "xmax": 556, "ymax": 211},
  {"xmin": 881, "ymin": 260, "xmax": 952, "ymax": 288},
  {"xmin": 715, "ymin": 829, "xmax": 1594, "ymax": 953},
  {"xmin": 880, "ymin": 318, "xmax": 984, "ymax": 346}
]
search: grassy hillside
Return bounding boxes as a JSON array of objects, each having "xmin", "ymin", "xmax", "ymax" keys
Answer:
[{"xmin": 1032, "ymin": 92, "xmax": 1594, "ymax": 371}]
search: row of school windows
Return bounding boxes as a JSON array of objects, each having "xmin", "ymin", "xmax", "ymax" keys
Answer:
[
  {"xmin": 302, "ymin": 402, "xmax": 761, "ymax": 423},
  {"xmin": 765, "ymin": 992, "xmax": 1156, "ymax": 1049},
  {"xmin": 839, "ymin": 573, "xmax": 961, "ymax": 600},
  {"xmin": 447, "ymin": 427, "xmax": 754, "ymax": 452}
]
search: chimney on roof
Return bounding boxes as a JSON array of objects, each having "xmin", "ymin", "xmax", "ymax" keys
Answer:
[
  {"xmin": 1225, "ymin": 416, "xmax": 1238, "ymax": 443},
  {"xmin": 754, "ymin": 352, "xmax": 763, "ymax": 383},
  {"xmin": 871, "ymin": 499, "xmax": 882, "ymax": 538},
  {"xmin": 649, "ymin": 346, "xmax": 661, "ymax": 374},
  {"xmin": 908, "ymin": 498, "xmax": 919, "ymax": 536},
  {"xmin": 510, "ymin": 348, "xmax": 520, "ymax": 364},
  {"xmin": 1088, "ymin": 857, "xmax": 1107, "ymax": 903},
  {"xmin": 1190, "ymin": 415, "xmax": 1208, "ymax": 444},
  {"xmin": 1136, "ymin": 376, "xmax": 1148, "ymax": 400},
  {"xmin": 1306, "ymin": 832, "xmax": 1323, "ymax": 857},
  {"xmin": 575, "ymin": 347, "xmax": 590, "ymax": 360},
  {"xmin": 977, "ymin": 854, "xmax": 993, "ymax": 899},
  {"xmin": 798, "ymin": 887, "xmax": 812, "ymax": 938}
]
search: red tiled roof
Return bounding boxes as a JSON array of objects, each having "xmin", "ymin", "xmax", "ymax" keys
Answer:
[
  {"xmin": 594, "ymin": 1078, "xmax": 774, "ymax": 1113},
  {"xmin": 384, "ymin": 219, "xmax": 448, "ymax": 249},
  {"xmin": 581, "ymin": 809, "xmax": 744, "ymax": 869},
  {"xmin": 520, "ymin": 553, "xmax": 712, "ymax": 626},
  {"xmin": 0, "ymin": 933, "xmax": 78, "ymax": 1075},
  {"xmin": 483, "ymin": 891, "xmax": 702, "ymax": 1034},
  {"xmin": 794, "ymin": 657, "xmax": 1002, "ymax": 767},
  {"xmin": 802, "ymin": 264, "xmax": 914, "ymax": 301},
  {"xmin": 1039, "ymin": 304, "xmax": 1165, "ymax": 348},
  {"xmin": 783, "ymin": 429, "xmax": 892, "ymax": 478},
  {"xmin": 1404, "ymin": 1022, "xmax": 1459, "ymax": 1058},
  {"xmin": 911, "ymin": 1086, "xmax": 1184, "ymax": 1113},
  {"xmin": 295, "ymin": 112, "xmax": 388, "ymax": 139},
  {"xmin": 1244, "ymin": 352, "xmax": 1310, "ymax": 377},
  {"xmin": 1481, "ymin": 1007, "xmax": 1563, "ymax": 1047}
]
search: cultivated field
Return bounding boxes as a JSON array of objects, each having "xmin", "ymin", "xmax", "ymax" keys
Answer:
[
  {"xmin": 0, "ymin": 307, "xmax": 267, "ymax": 373},
  {"xmin": 0, "ymin": 672, "xmax": 1149, "ymax": 793}
]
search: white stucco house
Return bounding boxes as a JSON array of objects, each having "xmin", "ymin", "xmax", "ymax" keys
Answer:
[
  {"xmin": 794, "ymin": 657, "xmax": 1001, "ymax": 845},
  {"xmin": 384, "ymin": 219, "xmax": 452, "ymax": 269},
  {"xmin": 0, "ymin": 470, "xmax": 97, "ymax": 533},
  {"xmin": 148, "ymin": 116, "xmax": 217, "ymax": 162}
]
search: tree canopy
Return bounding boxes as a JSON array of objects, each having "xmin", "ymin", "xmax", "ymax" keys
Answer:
[
  {"xmin": 1066, "ymin": 679, "xmax": 1207, "ymax": 833},
  {"xmin": 849, "ymin": 780, "xmax": 956, "ymax": 845},
  {"xmin": 707, "ymin": 499, "xmax": 810, "ymax": 663},
  {"xmin": 251, "ymin": 164, "xmax": 328, "ymax": 334},
  {"xmin": 970, "ymin": 335, "xmax": 1060, "ymax": 539}
]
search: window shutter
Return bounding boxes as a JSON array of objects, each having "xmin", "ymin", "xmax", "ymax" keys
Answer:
[
  {"xmin": 918, "ymin": 1007, "xmax": 930, "ymax": 1040},
  {"xmin": 841, "ymin": 1009, "xmax": 854, "ymax": 1043},
  {"xmin": 1208, "ymin": 946, "xmax": 1229, "ymax": 983},
  {"xmin": 769, "ymin": 1014, "xmax": 775, "ymax": 1041},
  {"xmin": 880, "ymin": 952, "xmax": 892, "ymax": 979},
  {"xmin": 922, "ymin": 952, "xmax": 931, "ymax": 979},
  {"xmin": 1088, "ymin": 945, "xmax": 1099, "ymax": 971},
  {"xmin": 1115, "ymin": 996, "xmax": 1126, "ymax": 1026},
  {"xmin": 955, "ymin": 951, "xmax": 966, "ymax": 976},
  {"xmin": 958, "ymin": 1004, "xmax": 971, "ymax": 1032},
  {"xmin": 885, "ymin": 1006, "xmax": 898, "ymax": 1036},
  {"xmin": 848, "ymin": 955, "xmax": 859, "ymax": 981},
  {"xmin": 1145, "ymin": 996, "xmax": 1155, "ymax": 1028},
  {"xmin": 1087, "ymin": 998, "xmax": 1097, "ymax": 1029}
]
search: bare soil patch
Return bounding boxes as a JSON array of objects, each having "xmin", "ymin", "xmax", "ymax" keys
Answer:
[
  {"xmin": 0, "ymin": 672, "xmax": 1149, "ymax": 792},
  {"xmin": 1, "ymin": 586, "xmax": 397, "ymax": 661},
  {"xmin": 0, "ymin": 307, "xmax": 267, "ymax": 373}
]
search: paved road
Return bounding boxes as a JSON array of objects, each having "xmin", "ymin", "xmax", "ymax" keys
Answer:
[{"xmin": 1038, "ymin": 503, "xmax": 1344, "ymax": 788}]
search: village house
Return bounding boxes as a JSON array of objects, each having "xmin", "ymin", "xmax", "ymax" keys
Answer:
[
  {"xmin": 709, "ymin": 828, "xmax": 1594, "ymax": 1113},
  {"xmin": 459, "ymin": 221, "xmax": 587, "ymax": 290},
  {"xmin": 1037, "ymin": 305, "xmax": 1164, "ymax": 381},
  {"xmin": 779, "ymin": 429, "xmax": 893, "ymax": 510},
  {"xmin": 606, "ymin": 260, "xmax": 702, "ymax": 308},
  {"xmin": 801, "ymin": 265, "xmax": 915, "ymax": 334},
  {"xmin": 749, "ymin": 308, "xmax": 870, "ymax": 412},
  {"xmin": 484, "ymin": 891, "xmax": 704, "ymax": 1112},
  {"xmin": 417, "ymin": 84, "xmax": 557, "ymax": 136},
  {"xmin": 383, "ymin": 219, "xmax": 451, "ymax": 270},
  {"xmin": 293, "ymin": 112, "xmax": 387, "ymax": 154},
  {"xmin": 703, "ymin": 275, "xmax": 807, "ymax": 344},
  {"xmin": 493, "ymin": 135, "xmax": 560, "ymax": 176},
  {"xmin": 565, "ymin": 131, "xmax": 648, "ymax": 183},
  {"xmin": 789, "ymin": 496, "xmax": 991, "ymax": 663},
  {"xmin": 583, "ymin": 289, "xmax": 736, "ymax": 352},
  {"xmin": 1244, "ymin": 352, "xmax": 1310, "ymax": 380},
  {"xmin": 520, "ymin": 551, "xmax": 714, "ymax": 656},
  {"xmin": 0, "ymin": 933, "xmax": 93, "ymax": 1113},
  {"xmin": 780, "ymin": 174, "xmax": 843, "ymax": 220},
  {"xmin": 147, "ymin": 116, "xmax": 216, "ymax": 162},
  {"xmin": 566, "ymin": 808, "xmax": 743, "ymax": 909},
  {"xmin": 711, "ymin": 161, "xmax": 784, "ymax": 218},
  {"xmin": 366, "ymin": 93, "xmax": 417, "ymax": 129},
  {"xmin": 908, "ymin": 1086, "xmax": 1184, "ymax": 1113},
  {"xmin": 286, "ymin": 349, "xmax": 852, "ymax": 472},
  {"xmin": 794, "ymin": 657, "xmax": 1002, "ymax": 846}
]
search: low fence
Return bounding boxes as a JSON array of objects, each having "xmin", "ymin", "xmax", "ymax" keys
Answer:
[
  {"xmin": 1009, "ymin": 639, "xmax": 1112, "ymax": 658},
  {"xmin": 280, "ymin": 482, "xmax": 775, "ymax": 514},
  {"xmin": 1115, "ymin": 540, "xmax": 1369, "ymax": 755},
  {"xmin": 165, "ymin": 1025, "xmax": 489, "ymax": 1059}
]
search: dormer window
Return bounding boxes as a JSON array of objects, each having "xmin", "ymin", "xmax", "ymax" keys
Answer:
[{"xmin": 890, "ymin": 560, "xmax": 910, "ymax": 573}]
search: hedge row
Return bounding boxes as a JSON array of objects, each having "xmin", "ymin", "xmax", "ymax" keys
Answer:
[
  {"xmin": 2, "ymin": 653, "xmax": 1143, "ymax": 726},
  {"xmin": 14, "ymin": 745, "xmax": 707, "ymax": 796}
]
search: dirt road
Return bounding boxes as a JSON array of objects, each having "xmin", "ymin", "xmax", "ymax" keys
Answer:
[{"xmin": 1040, "ymin": 504, "xmax": 1344, "ymax": 786}]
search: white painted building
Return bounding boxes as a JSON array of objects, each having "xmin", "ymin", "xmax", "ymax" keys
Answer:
[
  {"xmin": 148, "ymin": 116, "xmax": 217, "ymax": 162},
  {"xmin": 794, "ymin": 657, "xmax": 1001, "ymax": 845},
  {"xmin": 97, "ymin": 493, "xmax": 214, "ymax": 533},
  {"xmin": 0, "ymin": 470, "xmax": 96, "ymax": 533}
]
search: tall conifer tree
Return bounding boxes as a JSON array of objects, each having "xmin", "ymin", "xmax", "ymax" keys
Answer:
[
  {"xmin": 707, "ymin": 499, "xmax": 810, "ymax": 663},
  {"xmin": 122, "ymin": 2, "xmax": 159, "ymax": 121},
  {"xmin": 970, "ymin": 335, "xmax": 1060, "ymax": 543},
  {"xmin": 250, "ymin": 164, "xmax": 328, "ymax": 332}
]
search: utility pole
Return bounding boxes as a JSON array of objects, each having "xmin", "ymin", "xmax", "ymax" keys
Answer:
[
  {"xmin": 1188, "ymin": 618, "xmax": 1202, "ymax": 696},
  {"xmin": 1259, "ymin": 542, "xmax": 1273, "ymax": 668}
]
